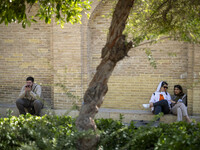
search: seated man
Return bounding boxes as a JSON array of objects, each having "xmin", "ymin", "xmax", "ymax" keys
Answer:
[{"xmin": 16, "ymin": 76, "xmax": 43, "ymax": 116}]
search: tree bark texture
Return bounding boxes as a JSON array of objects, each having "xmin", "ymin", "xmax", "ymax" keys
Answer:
[{"xmin": 76, "ymin": 0, "xmax": 134, "ymax": 149}]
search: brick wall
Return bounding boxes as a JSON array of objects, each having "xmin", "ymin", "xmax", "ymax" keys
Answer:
[
  {"xmin": 87, "ymin": 1, "xmax": 189, "ymax": 110},
  {"xmin": 191, "ymin": 45, "xmax": 200, "ymax": 115},
  {"xmin": 0, "ymin": 0, "xmax": 199, "ymax": 115},
  {"xmin": 0, "ymin": 6, "xmax": 52, "ymax": 106},
  {"xmin": 52, "ymin": 22, "xmax": 83, "ymax": 109},
  {"xmin": 103, "ymin": 42, "xmax": 188, "ymax": 110}
]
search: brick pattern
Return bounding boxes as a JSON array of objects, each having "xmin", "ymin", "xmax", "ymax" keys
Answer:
[
  {"xmin": 192, "ymin": 45, "xmax": 200, "ymax": 115},
  {"xmin": 101, "ymin": 42, "xmax": 188, "ymax": 110},
  {"xmin": 0, "ymin": 0, "xmax": 199, "ymax": 115},
  {"xmin": 52, "ymin": 22, "xmax": 83, "ymax": 109},
  {"xmin": 187, "ymin": 44, "xmax": 195, "ymax": 114},
  {"xmin": 0, "ymin": 13, "xmax": 52, "ymax": 106},
  {"xmin": 87, "ymin": 1, "xmax": 189, "ymax": 110}
]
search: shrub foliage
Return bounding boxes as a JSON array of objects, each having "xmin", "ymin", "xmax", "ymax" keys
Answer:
[{"xmin": 0, "ymin": 112, "xmax": 199, "ymax": 150}]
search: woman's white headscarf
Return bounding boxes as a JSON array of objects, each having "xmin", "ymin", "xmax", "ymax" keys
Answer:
[{"xmin": 156, "ymin": 81, "xmax": 163, "ymax": 92}]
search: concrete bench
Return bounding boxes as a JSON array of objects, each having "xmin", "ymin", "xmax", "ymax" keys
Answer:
[{"xmin": 96, "ymin": 108, "xmax": 177, "ymax": 123}]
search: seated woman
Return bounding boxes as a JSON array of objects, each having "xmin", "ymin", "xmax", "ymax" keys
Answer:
[
  {"xmin": 149, "ymin": 81, "xmax": 171, "ymax": 118},
  {"xmin": 171, "ymin": 85, "xmax": 191, "ymax": 123}
]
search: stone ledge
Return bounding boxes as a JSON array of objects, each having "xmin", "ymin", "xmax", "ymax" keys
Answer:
[
  {"xmin": 96, "ymin": 108, "xmax": 177, "ymax": 123},
  {"xmin": 0, "ymin": 104, "xmax": 199, "ymax": 123}
]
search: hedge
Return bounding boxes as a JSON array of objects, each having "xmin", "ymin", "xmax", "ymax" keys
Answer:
[{"xmin": 0, "ymin": 111, "xmax": 199, "ymax": 150}]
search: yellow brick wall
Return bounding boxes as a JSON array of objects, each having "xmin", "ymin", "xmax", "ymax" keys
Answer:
[
  {"xmin": 97, "ymin": 41, "xmax": 188, "ymax": 110},
  {"xmin": 87, "ymin": 1, "xmax": 190, "ymax": 111},
  {"xmin": 192, "ymin": 45, "xmax": 200, "ymax": 115},
  {"xmin": 0, "ymin": 6, "xmax": 52, "ymax": 105},
  {"xmin": 51, "ymin": 22, "xmax": 83, "ymax": 109}
]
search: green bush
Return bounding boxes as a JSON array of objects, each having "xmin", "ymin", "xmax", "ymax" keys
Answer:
[
  {"xmin": 155, "ymin": 122, "xmax": 200, "ymax": 150},
  {"xmin": 0, "ymin": 112, "xmax": 199, "ymax": 150},
  {"xmin": 0, "ymin": 114, "xmax": 77, "ymax": 150},
  {"xmin": 96, "ymin": 120, "xmax": 200, "ymax": 150},
  {"xmin": 95, "ymin": 118, "xmax": 130, "ymax": 149}
]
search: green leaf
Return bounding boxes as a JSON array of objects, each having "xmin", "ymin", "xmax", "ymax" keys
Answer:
[
  {"xmin": 22, "ymin": 21, "xmax": 26, "ymax": 28},
  {"xmin": 31, "ymin": 18, "xmax": 37, "ymax": 23},
  {"xmin": 45, "ymin": 17, "xmax": 49, "ymax": 23}
]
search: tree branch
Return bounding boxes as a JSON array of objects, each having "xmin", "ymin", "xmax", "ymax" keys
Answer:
[
  {"xmin": 107, "ymin": 0, "xmax": 135, "ymax": 47},
  {"xmin": 149, "ymin": 0, "xmax": 169, "ymax": 19},
  {"xmin": 134, "ymin": 36, "xmax": 171, "ymax": 48},
  {"xmin": 101, "ymin": 0, "xmax": 135, "ymax": 58},
  {"xmin": 28, "ymin": 3, "xmax": 34, "ymax": 13}
]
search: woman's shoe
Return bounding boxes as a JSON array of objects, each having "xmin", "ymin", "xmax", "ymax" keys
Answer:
[{"xmin": 143, "ymin": 104, "xmax": 150, "ymax": 109}]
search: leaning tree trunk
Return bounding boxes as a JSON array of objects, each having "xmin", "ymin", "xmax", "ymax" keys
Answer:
[{"xmin": 76, "ymin": 0, "xmax": 134, "ymax": 149}]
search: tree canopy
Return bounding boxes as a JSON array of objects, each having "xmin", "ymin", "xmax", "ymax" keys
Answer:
[
  {"xmin": 125, "ymin": 0, "xmax": 200, "ymax": 46},
  {"xmin": 1, "ymin": 0, "xmax": 200, "ymax": 44},
  {"xmin": 0, "ymin": 0, "xmax": 91, "ymax": 28}
]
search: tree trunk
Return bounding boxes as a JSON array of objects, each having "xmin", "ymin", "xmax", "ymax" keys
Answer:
[{"xmin": 76, "ymin": 0, "xmax": 134, "ymax": 149}]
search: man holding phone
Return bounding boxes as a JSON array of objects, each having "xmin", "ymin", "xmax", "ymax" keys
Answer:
[{"xmin": 16, "ymin": 76, "xmax": 43, "ymax": 116}]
